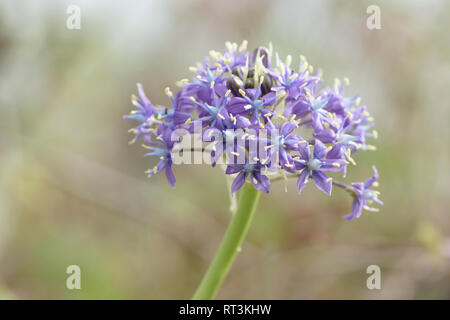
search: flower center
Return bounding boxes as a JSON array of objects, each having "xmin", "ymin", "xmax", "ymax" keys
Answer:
[
  {"xmin": 243, "ymin": 163, "xmax": 255, "ymax": 172},
  {"xmin": 307, "ymin": 158, "xmax": 322, "ymax": 171},
  {"xmin": 363, "ymin": 190, "xmax": 376, "ymax": 201}
]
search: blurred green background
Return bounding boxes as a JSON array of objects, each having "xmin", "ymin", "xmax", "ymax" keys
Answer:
[{"xmin": 0, "ymin": 0, "xmax": 449, "ymax": 299}]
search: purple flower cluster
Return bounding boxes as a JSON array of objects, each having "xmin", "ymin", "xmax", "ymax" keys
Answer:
[{"xmin": 124, "ymin": 41, "xmax": 382, "ymax": 219}]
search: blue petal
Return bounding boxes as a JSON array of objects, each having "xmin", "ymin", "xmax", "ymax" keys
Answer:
[
  {"xmin": 312, "ymin": 170, "xmax": 332, "ymax": 195},
  {"xmin": 231, "ymin": 172, "xmax": 248, "ymax": 194},
  {"xmin": 297, "ymin": 169, "xmax": 309, "ymax": 194}
]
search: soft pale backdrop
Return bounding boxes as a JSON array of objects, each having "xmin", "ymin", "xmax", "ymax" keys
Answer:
[{"xmin": 0, "ymin": 0, "xmax": 449, "ymax": 299}]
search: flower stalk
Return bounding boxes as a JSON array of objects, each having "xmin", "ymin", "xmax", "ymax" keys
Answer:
[{"xmin": 192, "ymin": 182, "xmax": 260, "ymax": 300}]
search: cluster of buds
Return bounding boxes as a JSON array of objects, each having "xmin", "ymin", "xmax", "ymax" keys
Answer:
[{"xmin": 124, "ymin": 41, "xmax": 382, "ymax": 220}]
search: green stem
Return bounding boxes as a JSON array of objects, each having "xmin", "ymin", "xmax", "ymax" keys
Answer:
[{"xmin": 192, "ymin": 183, "xmax": 260, "ymax": 300}]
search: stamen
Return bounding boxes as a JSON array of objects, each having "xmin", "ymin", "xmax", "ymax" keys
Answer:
[
  {"xmin": 277, "ymin": 91, "xmax": 287, "ymax": 98},
  {"xmin": 209, "ymin": 50, "xmax": 222, "ymax": 60},
  {"xmin": 131, "ymin": 94, "xmax": 138, "ymax": 106},
  {"xmin": 275, "ymin": 52, "xmax": 281, "ymax": 67},
  {"xmin": 239, "ymin": 40, "xmax": 248, "ymax": 52},
  {"xmin": 372, "ymin": 130, "xmax": 378, "ymax": 139},
  {"xmin": 346, "ymin": 148, "xmax": 356, "ymax": 165},
  {"xmin": 141, "ymin": 127, "xmax": 155, "ymax": 134},
  {"xmin": 334, "ymin": 78, "xmax": 341, "ymax": 87},
  {"xmin": 279, "ymin": 63, "xmax": 285, "ymax": 75},
  {"xmin": 346, "ymin": 111, "xmax": 353, "ymax": 119},
  {"xmin": 300, "ymin": 62, "xmax": 308, "ymax": 73},
  {"xmin": 285, "ymin": 55, "xmax": 292, "ymax": 67},
  {"xmin": 363, "ymin": 205, "xmax": 380, "ymax": 212}
]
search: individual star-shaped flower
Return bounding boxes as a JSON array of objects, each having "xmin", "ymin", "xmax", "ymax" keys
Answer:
[
  {"xmin": 291, "ymin": 88, "xmax": 332, "ymax": 131},
  {"xmin": 294, "ymin": 140, "xmax": 347, "ymax": 195},
  {"xmin": 143, "ymin": 124, "xmax": 177, "ymax": 187},
  {"xmin": 226, "ymin": 161, "xmax": 270, "ymax": 194},
  {"xmin": 124, "ymin": 83, "xmax": 160, "ymax": 144},
  {"xmin": 227, "ymin": 76, "xmax": 278, "ymax": 127},
  {"xmin": 264, "ymin": 121, "xmax": 307, "ymax": 170},
  {"xmin": 343, "ymin": 166, "xmax": 383, "ymax": 220}
]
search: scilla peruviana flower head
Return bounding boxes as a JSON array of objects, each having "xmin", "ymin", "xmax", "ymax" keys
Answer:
[{"xmin": 124, "ymin": 41, "xmax": 382, "ymax": 220}]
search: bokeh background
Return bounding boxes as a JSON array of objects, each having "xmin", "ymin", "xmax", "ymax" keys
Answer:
[{"xmin": 1, "ymin": 0, "xmax": 449, "ymax": 299}]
